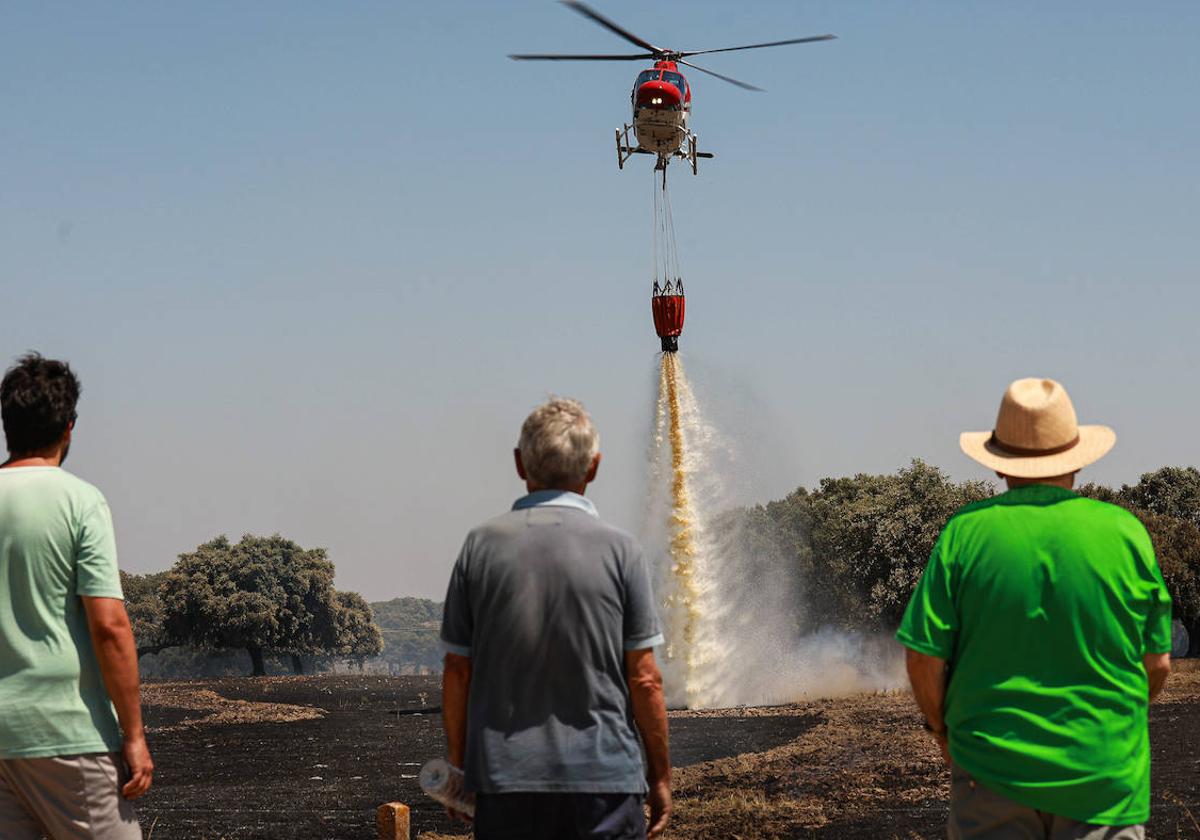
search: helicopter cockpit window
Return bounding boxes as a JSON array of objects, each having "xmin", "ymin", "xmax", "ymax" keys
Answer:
[
  {"xmin": 662, "ymin": 72, "xmax": 685, "ymax": 93},
  {"xmin": 636, "ymin": 70, "xmax": 660, "ymax": 86}
]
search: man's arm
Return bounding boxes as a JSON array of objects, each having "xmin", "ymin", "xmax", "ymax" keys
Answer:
[
  {"xmin": 442, "ymin": 653, "xmax": 471, "ymax": 768},
  {"xmin": 904, "ymin": 647, "xmax": 951, "ymax": 765},
  {"xmin": 82, "ymin": 596, "xmax": 154, "ymax": 799},
  {"xmin": 1145, "ymin": 652, "xmax": 1171, "ymax": 702},
  {"xmin": 626, "ymin": 648, "xmax": 671, "ymax": 839},
  {"xmin": 440, "ymin": 652, "xmax": 473, "ymax": 822}
]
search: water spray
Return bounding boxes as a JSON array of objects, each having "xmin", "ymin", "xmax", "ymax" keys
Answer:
[{"xmin": 645, "ymin": 353, "xmax": 906, "ymax": 709}]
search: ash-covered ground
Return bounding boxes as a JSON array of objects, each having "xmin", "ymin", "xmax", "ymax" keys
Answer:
[{"xmin": 137, "ymin": 664, "xmax": 1200, "ymax": 839}]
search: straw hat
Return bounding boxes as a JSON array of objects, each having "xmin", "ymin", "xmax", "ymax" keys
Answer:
[{"xmin": 960, "ymin": 378, "xmax": 1116, "ymax": 478}]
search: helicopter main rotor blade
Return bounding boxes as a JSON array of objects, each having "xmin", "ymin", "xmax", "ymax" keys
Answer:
[
  {"xmin": 509, "ymin": 52, "xmax": 655, "ymax": 61},
  {"xmin": 677, "ymin": 59, "xmax": 764, "ymax": 92},
  {"xmin": 679, "ymin": 34, "xmax": 837, "ymax": 58},
  {"xmin": 560, "ymin": 0, "xmax": 663, "ymax": 55}
]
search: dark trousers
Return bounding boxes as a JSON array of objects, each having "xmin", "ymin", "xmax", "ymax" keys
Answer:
[{"xmin": 474, "ymin": 792, "xmax": 646, "ymax": 840}]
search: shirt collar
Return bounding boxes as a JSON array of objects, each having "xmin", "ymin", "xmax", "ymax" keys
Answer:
[
  {"xmin": 1000, "ymin": 484, "xmax": 1079, "ymax": 502},
  {"xmin": 512, "ymin": 489, "xmax": 599, "ymax": 517}
]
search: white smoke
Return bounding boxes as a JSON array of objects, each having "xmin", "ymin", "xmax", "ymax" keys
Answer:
[{"xmin": 642, "ymin": 354, "xmax": 905, "ymax": 709}]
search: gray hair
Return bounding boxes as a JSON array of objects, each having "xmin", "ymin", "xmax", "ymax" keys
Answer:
[{"xmin": 518, "ymin": 397, "xmax": 600, "ymax": 489}]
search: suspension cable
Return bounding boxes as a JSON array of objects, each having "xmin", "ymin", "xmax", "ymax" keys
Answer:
[
  {"xmin": 661, "ymin": 177, "xmax": 671, "ymax": 288},
  {"xmin": 652, "ymin": 164, "xmax": 685, "ymax": 295},
  {"xmin": 651, "ymin": 168, "xmax": 661, "ymax": 289},
  {"xmin": 662, "ymin": 173, "xmax": 682, "ymax": 289}
]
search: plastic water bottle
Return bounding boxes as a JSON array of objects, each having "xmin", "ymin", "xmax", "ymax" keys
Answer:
[{"xmin": 419, "ymin": 758, "xmax": 475, "ymax": 818}]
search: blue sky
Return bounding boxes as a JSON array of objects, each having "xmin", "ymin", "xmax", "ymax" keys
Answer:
[{"xmin": 3, "ymin": 2, "xmax": 1198, "ymax": 598}]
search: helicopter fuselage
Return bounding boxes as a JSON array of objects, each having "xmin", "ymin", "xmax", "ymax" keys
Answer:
[{"xmin": 631, "ymin": 60, "xmax": 691, "ymax": 158}]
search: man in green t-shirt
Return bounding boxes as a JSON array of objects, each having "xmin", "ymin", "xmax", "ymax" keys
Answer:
[
  {"xmin": 898, "ymin": 378, "xmax": 1172, "ymax": 840},
  {"xmin": 0, "ymin": 354, "xmax": 153, "ymax": 839}
]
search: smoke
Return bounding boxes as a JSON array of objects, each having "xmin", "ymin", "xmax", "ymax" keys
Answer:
[{"xmin": 643, "ymin": 354, "xmax": 905, "ymax": 709}]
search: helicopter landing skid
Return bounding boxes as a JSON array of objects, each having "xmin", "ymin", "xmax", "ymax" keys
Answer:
[
  {"xmin": 616, "ymin": 123, "xmax": 713, "ymax": 175},
  {"xmin": 615, "ymin": 124, "xmax": 654, "ymax": 170}
]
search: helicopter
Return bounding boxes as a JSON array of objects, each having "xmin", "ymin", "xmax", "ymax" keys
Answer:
[{"xmin": 510, "ymin": 1, "xmax": 835, "ymax": 176}]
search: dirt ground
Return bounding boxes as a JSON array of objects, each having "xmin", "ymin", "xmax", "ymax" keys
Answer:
[{"xmin": 137, "ymin": 662, "xmax": 1200, "ymax": 839}]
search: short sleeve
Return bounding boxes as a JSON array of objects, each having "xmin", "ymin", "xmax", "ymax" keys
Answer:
[
  {"xmin": 622, "ymin": 543, "xmax": 664, "ymax": 651},
  {"xmin": 440, "ymin": 538, "xmax": 474, "ymax": 658},
  {"xmin": 75, "ymin": 498, "xmax": 124, "ymax": 599},
  {"xmin": 896, "ymin": 527, "xmax": 958, "ymax": 660},
  {"xmin": 1139, "ymin": 538, "xmax": 1174, "ymax": 654}
]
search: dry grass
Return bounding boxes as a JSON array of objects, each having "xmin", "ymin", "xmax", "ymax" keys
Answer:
[
  {"xmin": 408, "ymin": 691, "xmax": 946, "ymax": 840},
  {"xmin": 1156, "ymin": 657, "xmax": 1200, "ymax": 704},
  {"xmin": 411, "ymin": 664, "xmax": 1200, "ymax": 839},
  {"xmin": 142, "ymin": 683, "xmax": 326, "ymax": 730},
  {"xmin": 663, "ymin": 692, "xmax": 945, "ymax": 839}
]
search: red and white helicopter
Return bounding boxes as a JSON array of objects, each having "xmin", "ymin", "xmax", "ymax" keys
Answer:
[{"xmin": 510, "ymin": 1, "xmax": 835, "ymax": 176}]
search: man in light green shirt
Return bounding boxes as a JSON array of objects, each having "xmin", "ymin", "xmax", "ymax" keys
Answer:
[
  {"xmin": 0, "ymin": 354, "xmax": 153, "ymax": 839},
  {"xmin": 898, "ymin": 378, "xmax": 1172, "ymax": 840}
]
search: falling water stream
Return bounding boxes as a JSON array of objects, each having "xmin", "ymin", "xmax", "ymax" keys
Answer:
[
  {"xmin": 658, "ymin": 353, "xmax": 700, "ymax": 693},
  {"xmin": 645, "ymin": 353, "xmax": 905, "ymax": 709}
]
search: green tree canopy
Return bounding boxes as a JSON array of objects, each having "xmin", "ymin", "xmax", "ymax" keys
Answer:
[
  {"xmin": 333, "ymin": 591, "xmax": 384, "ymax": 659},
  {"xmin": 805, "ymin": 460, "xmax": 993, "ymax": 628},
  {"xmin": 1134, "ymin": 511, "xmax": 1200, "ymax": 636},
  {"xmin": 120, "ymin": 570, "xmax": 174, "ymax": 657},
  {"xmin": 369, "ymin": 596, "xmax": 444, "ymax": 674},
  {"xmin": 1119, "ymin": 467, "xmax": 1200, "ymax": 527},
  {"xmin": 160, "ymin": 534, "xmax": 341, "ymax": 676},
  {"xmin": 370, "ymin": 596, "xmax": 443, "ymax": 628}
]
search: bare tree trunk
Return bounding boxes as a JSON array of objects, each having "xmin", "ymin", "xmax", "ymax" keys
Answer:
[
  {"xmin": 291, "ymin": 653, "xmax": 305, "ymax": 675},
  {"xmin": 248, "ymin": 646, "xmax": 266, "ymax": 676}
]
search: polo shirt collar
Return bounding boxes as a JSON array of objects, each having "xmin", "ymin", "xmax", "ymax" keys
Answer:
[
  {"xmin": 513, "ymin": 489, "xmax": 599, "ymax": 517},
  {"xmin": 1001, "ymin": 484, "xmax": 1079, "ymax": 503}
]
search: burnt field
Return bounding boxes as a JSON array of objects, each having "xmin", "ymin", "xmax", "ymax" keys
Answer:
[{"xmin": 137, "ymin": 663, "xmax": 1200, "ymax": 839}]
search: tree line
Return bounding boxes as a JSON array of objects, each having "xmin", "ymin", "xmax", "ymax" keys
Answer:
[
  {"xmin": 368, "ymin": 596, "xmax": 444, "ymax": 674},
  {"xmin": 125, "ymin": 464, "xmax": 1199, "ymax": 677},
  {"xmin": 123, "ymin": 534, "xmax": 383, "ymax": 676},
  {"xmin": 731, "ymin": 462, "xmax": 1200, "ymax": 651}
]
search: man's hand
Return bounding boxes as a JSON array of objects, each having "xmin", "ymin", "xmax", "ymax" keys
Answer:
[
  {"xmin": 439, "ymin": 745, "xmax": 475, "ymax": 825},
  {"xmin": 1144, "ymin": 652, "xmax": 1171, "ymax": 703},
  {"xmin": 932, "ymin": 731, "xmax": 951, "ymax": 768},
  {"xmin": 647, "ymin": 777, "xmax": 672, "ymax": 838},
  {"xmin": 121, "ymin": 734, "xmax": 154, "ymax": 799},
  {"xmin": 444, "ymin": 800, "xmax": 474, "ymax": 824}
]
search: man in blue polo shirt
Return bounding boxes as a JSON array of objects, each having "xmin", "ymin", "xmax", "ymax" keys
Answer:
[
  {"xmin": 899, "ymin": 378, "xmax": 1172, "ymax": 839},
  {"xmin": 441, "ymin": 397, "xmax": 671, "ymax": 839}
]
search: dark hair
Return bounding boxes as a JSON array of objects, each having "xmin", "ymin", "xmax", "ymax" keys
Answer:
[{"xmin": 1, "ymin": 353, "xmax": 81, "ymax": 455}]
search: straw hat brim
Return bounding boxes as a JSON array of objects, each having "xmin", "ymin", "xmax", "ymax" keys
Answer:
[{"xmin": 959, "ymin": 425, "xmax": 1116, "ymax": 478}]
